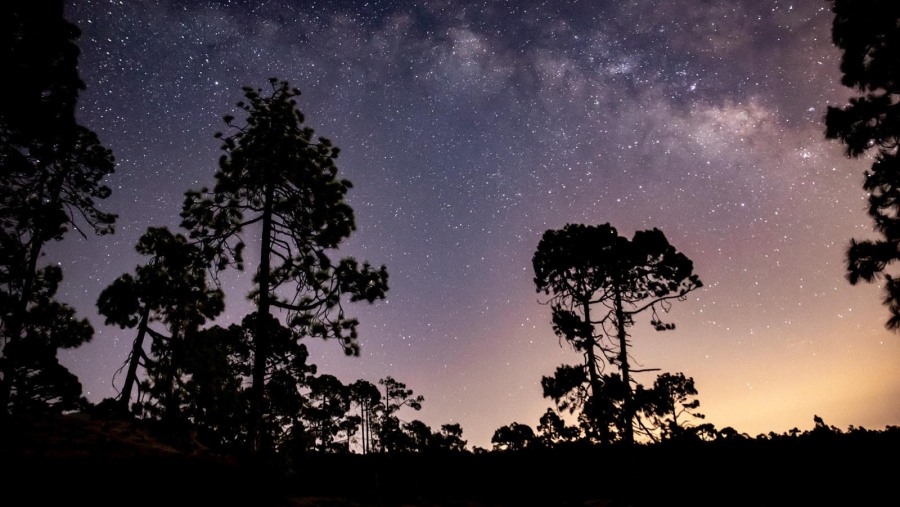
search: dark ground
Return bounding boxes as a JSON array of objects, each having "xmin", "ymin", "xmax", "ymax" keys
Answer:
[{"xmin": 2, "ymin": 413, "xmax": 898, "ymax": 507}]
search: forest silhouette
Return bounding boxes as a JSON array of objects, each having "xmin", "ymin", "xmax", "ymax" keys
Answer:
[{"xmin": 2, "ymin": 1, "xmax": 900, "ymax": 506}]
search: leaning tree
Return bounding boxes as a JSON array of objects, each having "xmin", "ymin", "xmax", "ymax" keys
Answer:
[
  {"xmin": 533, "ymin": 223, "xmax": 701, "ymax": 444},
  {"xmin": 97, "ymin": 227, "xmax": 224, "ymax": 417},
  {"xmin": 181, "ymin": 79, "xmax": 389, "ymax": 451}
]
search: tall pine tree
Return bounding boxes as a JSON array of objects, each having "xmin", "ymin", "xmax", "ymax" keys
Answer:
[{"xmin": 181, "ymin": 79, "xmax": 388, "ymax": 451}]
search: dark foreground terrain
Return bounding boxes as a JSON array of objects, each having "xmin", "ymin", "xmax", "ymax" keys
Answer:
[{"xmin": 2, "ymin": 413, "xmax": 898, "ymax": 507}]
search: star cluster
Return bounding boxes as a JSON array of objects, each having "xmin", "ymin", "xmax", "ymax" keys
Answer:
[{"xmin": 55, "ymin": 0, "xmax": 900, "ymax": 448}]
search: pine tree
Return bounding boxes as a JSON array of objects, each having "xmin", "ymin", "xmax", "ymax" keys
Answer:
[
  {"xmin": 181, "ymin": 79, "xmax": 388, "ymax": 450},
  {"xmin": 824, "ymin": 0, "xmax": 900, "ymax": 328},
  {"xmin": 533, "ymin": 223, "xmax": 701, "ymax": 444},
  {"xmin": 97, "ymin": 227, "xmax": 224, "ymax": 417},
  {"xmin": 0, "ymin": 1, "xmax": 115, "ymax": 413}
]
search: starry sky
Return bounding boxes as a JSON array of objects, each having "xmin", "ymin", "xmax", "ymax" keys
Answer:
[{"xmin": 54, "ymin": 0, "xmax": 900, "ymax": 449}]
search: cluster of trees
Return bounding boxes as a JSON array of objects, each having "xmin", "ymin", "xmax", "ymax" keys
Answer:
[
  {"xmin": 489, "ymin": 412, "xmax": 895, "ymax": 451},
  {"xmin": 94, "ymin": 79, "xmax": 392, "ymax": 453},
  {"xmin": 0, "ymin": 3, "xmax": 407, "ymax": 456},
  {"xmin": 0, "ymin": 1, "xmax": 115, "ymax": 414},
  {"xmin": 0, "ymin": 4, "xmax": 465, "ymax": 458},
  {"xmin": 3, "ymin": 0, "xmax": 899, "ymax": 463}
]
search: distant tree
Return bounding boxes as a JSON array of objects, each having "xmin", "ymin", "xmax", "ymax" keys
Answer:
[
  {"xmin": 348, "ymin": 379, "xmax": 381, "ymax": 454},
  {"xmin": 812, "ymin": 414, "xmax": 842, "ymax": 436},
  {"xmin": 379, "ymin": 376, "xmax": 424, "ymax": 415},
  {"xmin": 402, "ymin": 419, "xmax": 434, "ymax": 452},
  {"xmin": 716, "ymin": 426, "xmax": 748, "ymax": 441},
  {"xmin": 433, "ymin": 422, "xmax": 467, "ymax": 452},
  {"xmin": 824, "ymin": 0, "xmax": 900, "ymax": 329},
  {"xmin": 692, "ymin": 423, "xmax": 720, "ymax": 442},
  {"xmin": 97, "ymin": 227, "xmax": 224, "ymax": 417},
  {"xmin": 376, "ymin": 376, "xmax": 424, "ymax": 453},
  {"xmin": 180, "ymin": 79, "xmax": 389, "ymax": 450},
  {"xmin": 536, "ymin": 408, "xmax": 579, "ymax": 446},
  {"xmin": 638, "ymin": 372, "xmax": 704, "ymax": 441},
  {"xmin": 533, "ymin": 223, "xmax": 701, "ymax": 444},
  {"xmin": 304, "ymin": 373, "xmax": 353, "ymax": 453},
  {"xmin": 0, "ymin": 2, "xmax": 115, "ymax": 413},
  {"xmin": 491, "ymin": 422, "xmax": 535, "ymax": 451}
]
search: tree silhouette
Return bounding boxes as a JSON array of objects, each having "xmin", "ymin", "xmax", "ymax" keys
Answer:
[
  {"xmin": 376, "ymin": 375, "xmax": 424, "ymax": 452},
  {"xmin": 636, "ymin": 372, "xmax": 704, "ymax": 441},
  {"xmin": 491, "ymin": 422, "xmax": 535, "ymax": 451},
  {"xmin": 536, "ymin": 408, "xmax": 578, "ymax": 446},
  {"xmin": 177, "ymin": 322, "xmax": 250, "ymax": 450},
  {"xmin": 348, "ymin": 379, "xmax": 381, "ymax": 454},
  {"xmin": 165, "ymin": 312, "xmax": 322, "ymax": 453},
  {"xmin": 433, "ymin": 422, "xmax": 467, "ymax": 452},
  {"xmin": 824, "ymin": 0, "xmax": 900, "ymax": 329},
  {"xmin": 305, "ymin": 373, "xmax": 354, "ymax": 452},
  {"xmin": 181, "ymin": 79, "xmax": 389, "ymax": 450},
  {"xmin": 533, "ymin": 223, "xmax": 701, "ymax": 444},
  {"xmin": 250, "ymin": 312, "xmax": 318, "ymax": 451},
  {"xmin": 541, "ymin": 365, "xmax": 626, "ymax": 443},
  {"xmin": 402, "ymin": 419, "xmax": 434, "ymax": 452},
  {"xmin": 540, "ymin": 364, "xmax": 589, "ymax": 416},
  {"xmin": 97, "ymin": 227, "xmax": 224, "ymax": 417},
  {"xmin": 0, "ymin": 2, "xmax": 115, "ymax": 413}
]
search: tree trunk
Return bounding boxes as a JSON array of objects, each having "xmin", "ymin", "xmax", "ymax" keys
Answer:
[
  {"xmin": 582, "ymin": 298, "xmax": 602, "ymax": 396},
  {"xmin": 248, "ymin": 182, "xmax": 275, "ymax": 452},
  {"xmin": 162, "ymin": 323, "xmax": 184, "ymax": 423},
  {"xmin": 117, "ymin": 307, "xmax": 150, "ymax": 413},
  {"xmin": 581, "ymin": 298, "xmax": 609, "ymax": 443},
  {"xmin": 614, "ymin": 288, "xmax": 634, "ymax": 446},
  {"xmin": 361, "ymin": 399, "xmax": 370, "ymax": 455}
]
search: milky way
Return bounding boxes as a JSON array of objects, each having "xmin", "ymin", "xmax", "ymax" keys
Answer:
[{"xmin": 55, "ymin": 0, "xmax": 900, "ymax": 448}]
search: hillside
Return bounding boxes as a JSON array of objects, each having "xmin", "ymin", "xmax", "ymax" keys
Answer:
[{"xmin": 3, "ymin": 413, "xmax": 898, "ymax": 506}]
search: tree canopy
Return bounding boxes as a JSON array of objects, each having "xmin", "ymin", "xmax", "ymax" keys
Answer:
[
  {"xmin": 0, "ymin": 1, "xmax": 115, "ymax": 414},
  {"xmin": 825, "ymin": 0, "xmax": 900, "ymax": 329},
  {"xmin": 97, "ymin": 227, "xmax": 224, "ymax": 416},
  {"xmin": 533, "ymin": 223, "xmax": 701, "ymax": 444}
]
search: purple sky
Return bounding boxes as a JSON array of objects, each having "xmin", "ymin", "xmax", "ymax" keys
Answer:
[{"xmin": 55, "ymin": 0, "xmax": 900, "ymax": 448}]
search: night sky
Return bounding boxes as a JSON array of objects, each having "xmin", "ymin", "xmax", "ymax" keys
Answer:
[{"xmin": 55, "ymin": 0, "xmax": 900, "ymax": 449}]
